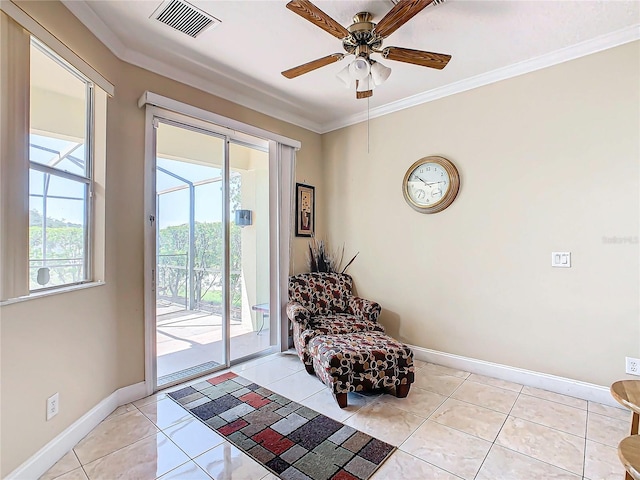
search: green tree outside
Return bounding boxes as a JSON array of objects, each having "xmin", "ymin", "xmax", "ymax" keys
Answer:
[
  {"xmin": 158, "ymin": 221, "xmax": 243, "ymax": 315},
  {"xmin": 29, "ymin": 209, "xmax": 85, "ymax": 288}
]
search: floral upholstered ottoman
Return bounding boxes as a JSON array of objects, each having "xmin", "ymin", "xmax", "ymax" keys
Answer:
[{"xmin": 307, "ymin": 331, "xmax": 415, "ymax": 408}]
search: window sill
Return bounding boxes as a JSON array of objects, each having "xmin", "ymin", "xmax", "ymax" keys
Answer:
[{"xmin": 0, "ymin": 281, "xmax": 105, "ymax": 306}]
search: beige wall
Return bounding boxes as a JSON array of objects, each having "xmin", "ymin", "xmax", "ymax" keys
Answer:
[
  {"xmin": 322, "ymin": 41, "xmax": 640, "ymax": 387},
  {"xmin": 0, "ymin": 1, "xmax": 322, "ymax": 476}
]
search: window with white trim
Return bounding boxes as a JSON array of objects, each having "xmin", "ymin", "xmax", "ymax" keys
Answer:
[
  {"xmin": 0, "ymin": 9, "xmax": 110, "ymax": 301},
  {"xmin": 29, "ymin": 39, "xmax": 94, "ymax": 291}
]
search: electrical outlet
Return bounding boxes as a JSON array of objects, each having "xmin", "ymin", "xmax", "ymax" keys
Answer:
[
  {"xmin": 626, "ymin": 357, "xmax": 640, "ymax": 376},
  {"xmin": 46, "ymin": 393, "xmax": 59, "ymax": 421}
]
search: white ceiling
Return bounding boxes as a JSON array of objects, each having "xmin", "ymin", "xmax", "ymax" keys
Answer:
[{"xmin": 63, "ymin": 0, "xmax": 640, "ymax": 133}]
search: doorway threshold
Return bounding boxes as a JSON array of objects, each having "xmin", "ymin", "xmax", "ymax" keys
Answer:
[{"xmin": 157, "ymin": 360, "xmax": 221, "ymax": 388}]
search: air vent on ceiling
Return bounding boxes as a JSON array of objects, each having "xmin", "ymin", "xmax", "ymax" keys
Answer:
[{"xmin": 151, "ymin": 0, "xmax": 220, "ymax": 38}]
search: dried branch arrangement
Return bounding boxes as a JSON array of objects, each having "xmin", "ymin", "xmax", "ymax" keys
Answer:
[{"xmin": 308, "ymin": 238, "xmax": 358, "ymax": 274}]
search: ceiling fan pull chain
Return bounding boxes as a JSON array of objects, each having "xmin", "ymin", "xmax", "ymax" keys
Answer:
[{"xmin": 367, "ymin": 96, "xmax": 370, "ymax": 154}]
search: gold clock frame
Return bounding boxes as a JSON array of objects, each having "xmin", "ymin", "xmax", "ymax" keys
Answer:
[{"xmin": 402, "ymin": 156, "xmax": 460, "ymax": 214}]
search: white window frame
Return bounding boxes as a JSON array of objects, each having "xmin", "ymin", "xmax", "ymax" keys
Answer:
[
  {"xmin": 0, "ymin": 7, "xmax": 112, "ymax": 303},
  {"xmin": 28, "ymin": 38, "xmax": 95, "ymax": 293}
]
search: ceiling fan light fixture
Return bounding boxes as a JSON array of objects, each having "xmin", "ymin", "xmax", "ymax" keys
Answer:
[
  {"xmin": 371, "ymin": 60, "xmax": 392, "ymax": 86},
  {"xmin": 356, "ymin": 75, "xmax": 374, "ymax": 92},
  {"xmin": 282, "ymin": 2, "xmax": 452, "ymax": 101},
  {"xmin": 336, "ymin": 64, "xmax": 352, "ymax": 88},
  {"xmin": 349, "ymin": 56, "xmax": 370, "ymax": 81}
]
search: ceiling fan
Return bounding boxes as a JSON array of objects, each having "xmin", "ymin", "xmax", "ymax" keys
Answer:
[{"xmin": 281, "ymin": 0, "xmax": 451, "ymax": 99}]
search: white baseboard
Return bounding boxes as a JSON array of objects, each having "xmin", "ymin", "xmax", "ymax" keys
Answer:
[
  {"xmin": 116, "ymin": 381, "xmax": 149, "ymax": 405},
  {"xmin": 410, "ymin": 345, "xmax": 618, "ymax": 408},
  {"xmin": 6, "ymin": 382, "xmax": 147, "ymax": 480}
]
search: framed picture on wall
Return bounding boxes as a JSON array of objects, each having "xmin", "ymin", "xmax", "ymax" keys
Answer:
[{"xmin": 295, "ymin": 183, "xmax": 315, "ymax": 237}]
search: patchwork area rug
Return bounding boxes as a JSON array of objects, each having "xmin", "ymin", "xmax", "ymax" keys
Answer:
[{"xmin": 167, "ymin": 371, "xmax": 395, "ymax": 480}]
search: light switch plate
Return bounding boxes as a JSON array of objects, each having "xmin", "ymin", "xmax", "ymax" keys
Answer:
[{"xmin": 551, "ymin": 252, "xmax": 571, "ymax": 268}]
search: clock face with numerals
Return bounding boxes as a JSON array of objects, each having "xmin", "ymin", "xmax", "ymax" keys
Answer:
[{"xmin": 402, "ymin": 156, "xmax": 460, "ymax": 214}]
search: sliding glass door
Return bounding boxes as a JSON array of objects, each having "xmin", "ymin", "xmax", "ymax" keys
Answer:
[
  {"xmin": 228, "ymin": 141, "xmax": 271, "ymax": 361},
  {"xmin": 152, "ymin": 117, "xmax": 275, "ymax": 389}
]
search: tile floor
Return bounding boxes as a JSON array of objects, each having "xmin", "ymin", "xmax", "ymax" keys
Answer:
[{"xmin": 41, "ymin": 353, "xmax": 631, "ymax": 480}]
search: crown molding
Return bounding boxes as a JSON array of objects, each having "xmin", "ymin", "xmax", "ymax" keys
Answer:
[
  {"xmin": 61, "ymin": 0, "xmax": 128, "ymax": 58},
  {"xmin": 320, "ymin": 24, "xmax": 640, "ymax": 133},
  {"xmin": 60, "ymin": 1, "xmax": 638, "ymax": 136},
  {"xmin": 120, "ymin": 48, "xmax": 324, "ymax": 132},
  {"xmin": 61, "ymin": 0, "xmax": 324, "ymax": 134}
]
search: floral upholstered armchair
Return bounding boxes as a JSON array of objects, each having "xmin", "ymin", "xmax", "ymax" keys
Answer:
[{"xmin": 287, "ymin": 272, "xmax": 384, "ymax": 372}]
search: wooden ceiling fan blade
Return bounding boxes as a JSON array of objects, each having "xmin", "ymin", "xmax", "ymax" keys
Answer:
[
  {"xmin": 374, "ymin": 0, "xmax": 434, "ymax": 39},
  {"xmin": 286, "ymin": 0, "xmax": 350, "ymax": 40},
  {"xmin": 383, "ymin": 47, "xmax": 451, "ymax": 69},
  {"xmin": 282, "ymin": 53, "xmax": 344, "ymax": 79}
]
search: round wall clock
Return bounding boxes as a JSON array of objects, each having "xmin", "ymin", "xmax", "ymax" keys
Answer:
[{"xmin": 402, "ymin": 156, "xmax": 460, "ymax": 214}]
